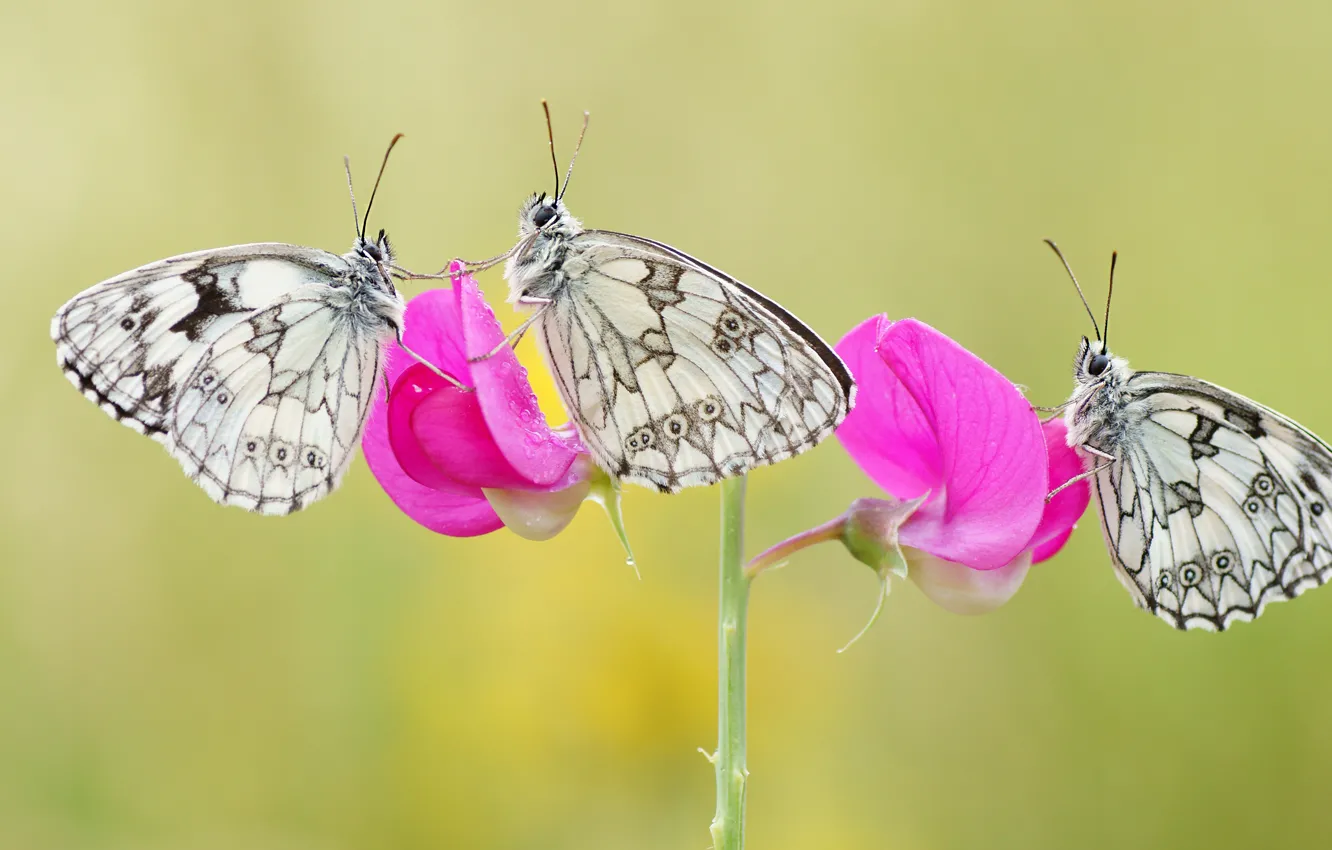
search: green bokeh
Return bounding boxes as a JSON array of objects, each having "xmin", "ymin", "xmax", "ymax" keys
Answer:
[{"xmin": 5, "ymin": 1, "xmax": 1332, "ymax": 847}]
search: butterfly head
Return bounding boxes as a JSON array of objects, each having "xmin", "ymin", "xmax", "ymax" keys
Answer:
[
  {"xmin": 354, "ymin": 229, "xmax": 395, "ymax": 266},
  {"xmin": 347, "ymin": 229, "xmax": 403, "ymax": 319},
  {"xmin": 351, "ymin": 229, "xmax": 397, "ymax": 291},
  {"xmin": 1074, "ymin": 336, "xmax": 1129, "ymax": 386},
  {"xmin": 518, "ymin": 192, "xmax": 582, "ymax": 240}
]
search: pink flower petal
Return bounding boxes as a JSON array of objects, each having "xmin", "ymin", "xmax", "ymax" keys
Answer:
[
  {"xmin": 454, "ymin": 275, "xmax": 581, "ymax": 487},
  {"xmin": 1031, "ymin": 527, "xmax": 1076, "ymax": 565},
  {"xmin": 389, "ymin": 363, "xmax": 537, "ymax": 491},
  {"xmin": 1030, "ymin": 418, "xmax": 1091, "ymax": 563},
  {"xmin": 879, "ymin": 319, "xmax": 1047, "ymax": 570},
  {"xmin": 363, "ymin": 402, "xmax": 503, "ymax": 537},
  {"xmin": 834, "ymin": 316, "xmax": 941, "ymax": 499}
]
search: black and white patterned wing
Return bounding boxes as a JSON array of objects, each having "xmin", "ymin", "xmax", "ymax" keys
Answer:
[
  {"xmin": 167, "ymin": 284, "xmax": 383, "ymax": 515},
  {"xmin": 539, "ymin": 230, "xmax": 855, "ymax": 492},
  {"xmin": 52, "ymin": 244, "xmax": 352, "ymax": 439},
  {"xmin": 1093, "ymin": 372, "xmax": 1332, "ymax": 630}
]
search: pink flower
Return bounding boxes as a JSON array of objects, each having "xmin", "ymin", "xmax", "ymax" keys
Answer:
[
  {"xmin": 831, "ymin": 315, "xmax": 1089, "ymax": 613},
  {"xmin": 364, "ymin": 268, "xmax": 628, "ymax": 547}
]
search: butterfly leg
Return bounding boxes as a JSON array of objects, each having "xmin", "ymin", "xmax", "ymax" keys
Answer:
[
  {"xmin": 1045, "ymin": 445, "xmax": 1117, "ymax": 501},
  {"xmin": 1032, "ymin": 399, "xmax": 1073, "ymax": 423},
  {"xmin": 397, "ymin": 232, "xmax": 544, "ymax": 281},
  {"xmin": 391, "ymin": 262, "xmax": 474, "ymax": 282},
  {"xmin": 468, "ymin": 302, "xmax": 552, "ymax": 363},
  {"xmin": 396, "ymin": 335, "xmax": 473, "ymax": 392}
]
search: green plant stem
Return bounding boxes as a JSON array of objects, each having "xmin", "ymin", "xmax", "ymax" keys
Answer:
[{"xmin": 710, "ymin": 475, "xmax": 749, "ymax": 850}]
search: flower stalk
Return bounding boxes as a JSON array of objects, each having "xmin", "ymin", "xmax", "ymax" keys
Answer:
[
  {"xmin": 743, "ymin": 515, "xmax": 846, "ymax": 581},
  {"xmin": 710, "ymin": 475, "xmax": 750, "ymax": 850}
]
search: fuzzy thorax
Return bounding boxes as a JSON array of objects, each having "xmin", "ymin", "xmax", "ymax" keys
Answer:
[{"xmin": 1063, "ymin": 336, "xmax": 1135, "ymax": 455}]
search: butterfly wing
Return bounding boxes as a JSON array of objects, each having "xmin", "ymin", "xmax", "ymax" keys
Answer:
[
  {"xmin": 167, "ymin": 284, "xmax": 385, "ymax": 515},
  {"xmin": 1092, "ymin": 372, "xmax": 1332, "ymax": 630},
  {"xmin": 537, "ymin": 230, "xmax": 855, "ymax": 492},
  {"xmin": 52, "ymin": 244, "xmax": 354, "ymax": 440}
]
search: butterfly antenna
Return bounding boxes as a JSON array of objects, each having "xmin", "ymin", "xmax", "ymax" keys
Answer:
[
  {"xmin": 360, "ymin": 132, "xmax": 404, "ymax": 239},
  {"xmin": 1044, "ymin": 239, "xmax": 1101, "ymax": 342},
  {"xmin": 557, "ymin": 110, "xmax": 590, "ymax": 202},
  {"xmin": 542, "ymin": 100, "xmax": 561, "ymax": 198},
  {"xmin": 344, "ymin": 155, "xmax": 360, "ymax": 237},
  {"xmin": 1103, "ymin": 251, "xmax": 1118, "ymax": 351}
]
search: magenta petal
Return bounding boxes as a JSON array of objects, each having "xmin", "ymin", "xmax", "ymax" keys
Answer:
[
  {"xmin": 834, "ymin": 316, "xmax": 941, "ymax": 499},
  {"xmin": 455, "ymin": 275, "xmax": 580, "ymax": 486},
  {"xmin": 880, "ymin": 320, "xmax": 1048, "ymax": 569},
  {"xmin": 386, "ymin": 286, "xmax": 473, "ymax": 390},
  {"xmin": 387, "ymin": 363, "xmax": 531, "ymax": 491},
  {"xmin": 411, "ymin": 378, "xmax": 547, "ymax": 490},
  {"xmin": 1030, "ymin": 418, "xmax": 1091, "ymax": 563},
  {"xmin": 363, "ymin": 399, "xmax": 503, "ymax": 537},
  {"xmin": 1031, "ymin": 527, "xmax": 1075, "ymax": 564}
]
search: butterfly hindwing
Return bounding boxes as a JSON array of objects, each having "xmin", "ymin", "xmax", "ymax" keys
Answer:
[
  {"xmin": 1092, "ymin": 372, "xmax": 1332, "ymax": 630},
  {"xmin": 169, "ymin": 284, "xmax": 382, "ymax": 515},
  {"xmin": 537, "ymin": 230, "xmax": 854, "ymax": 492}
]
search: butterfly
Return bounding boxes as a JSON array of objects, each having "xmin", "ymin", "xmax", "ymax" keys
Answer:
[
  {"xmin": 1048, "ymin": 240, "xmax": 1332, "ymax": 630},
  {"xmin": 459, "ymin": 104, "xmax": 855, "ymax": 493},
  {"xmin": 52, "ymin": 135, "xmax": 451, "ymax": 515}
]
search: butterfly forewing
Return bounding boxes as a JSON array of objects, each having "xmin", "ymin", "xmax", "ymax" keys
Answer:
[
  {"xmin": 1089, "ymin": 372, "xmax": 1332, "ymax": 630},
  {"xmin": 536, "ymin": 230, "xmax": 854, "ymax": 492},
  {"xmin": 169, "ymin": 283, "xmax": 382, "ymax": 514}
]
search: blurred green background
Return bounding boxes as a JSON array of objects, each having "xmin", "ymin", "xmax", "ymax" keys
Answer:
[{"xmin": 5, "ymin": 1, "xmax": 1332, "ymax": 848}]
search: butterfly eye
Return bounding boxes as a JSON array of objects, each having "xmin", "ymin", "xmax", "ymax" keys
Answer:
[
  {"xmin": 1087, "ymin": 353, "xmax": 1111, "ymax": 377},
  {"xmin": 533, "ymin": 204, "xmax": 557, "ymax": 228}
]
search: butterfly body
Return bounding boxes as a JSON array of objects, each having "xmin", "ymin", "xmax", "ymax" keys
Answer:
[
  {"xmin": 503, "ymin": 192, "xmax": 855, "ymax": 493},
  {"xmin": 53, "ymin": 234, "xmax": 403, "ymax": 515},
  {"xmin": 1064, "ymin": 336, "xmax": 1332, "ymax": 631},
  {"xmin": 1064, "ymin": 340, "xmax": 1140, "ymax": 454}
]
